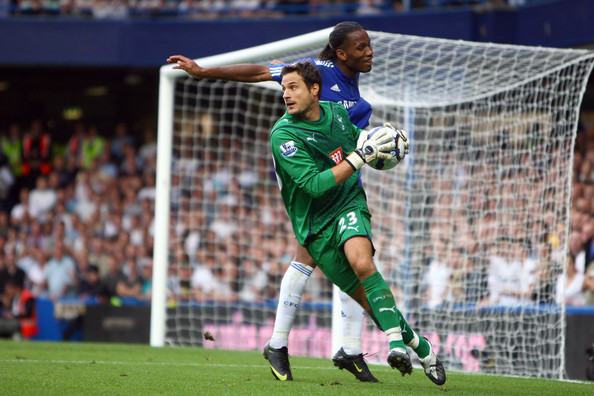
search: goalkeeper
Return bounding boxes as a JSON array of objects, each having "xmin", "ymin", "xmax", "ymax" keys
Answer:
[
  {"xmin": 268, "ymin": 60, "xmax": 446, "ymax": 385},
  {"xmin": 168, "ymin": 21, "xmax": 383, "ymax": 382}
]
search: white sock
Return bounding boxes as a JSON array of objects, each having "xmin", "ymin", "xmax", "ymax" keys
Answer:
[
  {"xmin": 386, "ymin": 326, "xmax": 404, "ymax": 345},
  {"xmin": 339, "ymin": 290, "xmax": 365, "ymax": 356},
  {"xmin": 269, "ymin": 261, "xmax": 313, "ymax": 349}
]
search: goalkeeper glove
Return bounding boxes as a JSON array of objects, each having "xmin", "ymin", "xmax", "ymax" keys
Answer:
[
  {"xmin": 345, "ymin": 128, "xmax": 395, "ymax": 171},
  {"xmin": 383, "ymin": 122, "xmax": 409, "ymax": 157}
]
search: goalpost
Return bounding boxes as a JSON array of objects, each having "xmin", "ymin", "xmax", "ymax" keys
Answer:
[{"xmin": 152, "ymin": 27, "xmax": 594, "ymax": 379}]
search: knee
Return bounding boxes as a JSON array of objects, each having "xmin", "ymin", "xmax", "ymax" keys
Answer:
[
  {"xmin": 350, "ymin": 257, "xmax": 376, "ymax": 280},
  {"xmin": 294, "ymin": 244, "xmax": 316, "ymax": 267}
]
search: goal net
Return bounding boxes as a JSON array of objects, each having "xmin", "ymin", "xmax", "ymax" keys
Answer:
[{"xmin": 153, "ymin": 28, "xmax": 594, "ymax": 379}]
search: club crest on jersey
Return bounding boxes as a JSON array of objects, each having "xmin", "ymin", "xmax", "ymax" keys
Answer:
[
  {"xmin": 280, "ymin": 140, "xmax": 298, "ymax": 157},
  {"xmin": 330, "ymin": 148, "xmax": 343, "ymax": 164}
]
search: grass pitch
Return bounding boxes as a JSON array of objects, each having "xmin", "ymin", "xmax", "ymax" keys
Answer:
[{"xmin": 0, "ymin": 340, "xmax": 592, "ymax": 395}]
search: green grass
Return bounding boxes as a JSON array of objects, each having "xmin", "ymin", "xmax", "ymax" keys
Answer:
[{"xmin": 0, "ymin": 340, "xmax": 592, "ymax": 395}]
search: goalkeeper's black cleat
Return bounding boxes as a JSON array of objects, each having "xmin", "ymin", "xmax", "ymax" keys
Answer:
[
  {"xmin": 419, "ymin": 338, "xmax": 446, "ymax": 385},
  {"xmin": 387, "ymin": 347, "xmax": 413, "ymax": 376},
  {"xmin": 263, "ymin": 342, "xmax": 293, "ymax": 381},
  {"xmin": 332, "ymin": 348, "xmax": 379, "ymax": 382}
]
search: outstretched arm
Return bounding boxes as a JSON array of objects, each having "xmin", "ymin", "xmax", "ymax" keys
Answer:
[{"xmin": 167, "ymin": 55, "xmax": 273, "ymax": 82}]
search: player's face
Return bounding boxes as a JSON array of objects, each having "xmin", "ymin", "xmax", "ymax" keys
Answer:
[
  {"xmin": 339, "ymin": 29, "xmax": 373, "ymax": 77},
  {"xmin": 281, "ymin": 72, "xmax": 319, "ymax": 121}
]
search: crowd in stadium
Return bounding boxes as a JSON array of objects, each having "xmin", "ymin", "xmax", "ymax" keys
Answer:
[
  {"xmin": 0, "ymin": 120, "xmax": 158, "ymax": 307},
  {"xmin": 0, "ymin": 1, "xmax": 531, "ymax": 19},
  {"xmin": 0, "ymin": 108, "xmax": 593, "ymax": 339},
  {"xmin": 1, "ymin": 0, "xmax": 404, "ymax": 18},
  {"xmin": 0, "ymin": 118, "xmax": 336, "ymax": 319}
]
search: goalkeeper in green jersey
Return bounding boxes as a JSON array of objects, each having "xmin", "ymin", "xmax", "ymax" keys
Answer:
[{"xmin": 267, "ymin": 60, "xmax": 446, "ymax": 386}]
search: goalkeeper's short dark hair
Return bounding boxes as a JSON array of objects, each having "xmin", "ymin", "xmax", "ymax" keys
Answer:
[{"xmin": 281, "ymin": 61, "xmax": 322, "ymax": 99}]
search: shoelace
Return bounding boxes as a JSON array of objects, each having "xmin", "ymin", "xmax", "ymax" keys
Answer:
[{"xmin": 353, "ymin": 353, "xmax": 370, "ymax": 365}]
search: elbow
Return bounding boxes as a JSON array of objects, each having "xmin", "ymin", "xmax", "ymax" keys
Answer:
[
  {"xmin": 301, "ymin": 173, "xmax": 335, "ymax": 198},
  {"xmin": 302, "ymin": 184, "xmax": 327, "ymax": 199},
  {"xmin": 253, "ymin": 72, "xmax": 272, "ymax": 83},
  {"xmin": 308, "ymin": 188, "xmax": 327, "ymax": 199}
]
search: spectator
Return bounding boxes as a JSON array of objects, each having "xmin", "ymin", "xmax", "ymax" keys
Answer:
[
  {"xmin": 582, "ymin": 260, "xmax": 594, "ymax": 305},
  {"xmin": 52, "ymin": 154, "xmax": 77, "ymax": 188},
  {"xmin": 356, "ymin": 0, "xmax": 383, "ymax": 15},
  {"xmin": 96, "ymin": 148, "xmax": 118, "ymax": 180},
  {"xmin": 456, "ymin": 254, "xmax": 488, "ymax": 306},
  {"xmin": 556, "ymin": 254, "xmax": 585, "ymax": 306},
  {"xmin": 1, "ymin": 122, "xmax": 24, "ymax": 178},
  {"xmin": 17, "ymin": 246, "xmax": 46, "ymax": 295},
  {"xmin": 78, "ymin": 264, "xmax": 109, "ymax": 303},
  {"xmin": 0, "ymin": 159, "xmax": 16, "ymax": 213},
  {"xmin": 210, "ymin": 249, "xmax": 238, "ymax": 302},
  {"xmin": 102, "ymin": 254, "xmax": 124, "ymax": 298},
  {"xmin": 9, "ymin": 187, "xmax": 29, "ymax": 226},
  {"xmin": 238, "ymin": 256, "xmax": 268, "ymax": 303},
  {"xmin": 0, "ymin": 251, "xmax": 26, "ymax": 293},
  {"xmin": 137, "ymin": 128, "xmax": 157, "ymax": 167},
  {"xmin": 3, "ymin": 227, "xmax": 18, "ymax": 255},
  {"xmin": 568, "ymin": 230, "xmax": 587, "ymax": 274},
  {"xmin": 485, "ymin": 241, "xmax": 510, "ymax": 305},
  {"xmin": 0, "ymin": 279, "xmax": 37, "ymax": 340},
  {"xmin": 135, "ymin": 243, "xmax": 151, "ymax": 268},
  {"xmin": 42, "ymin": 241, "xmax": 77, "ymax": 301},
  {"xmin": 191, "ymin": 250, "xmax": 216, "ymax": 301},
  {"xmin": 91, "ymin": 0, "xmax": 129, "ymax": 19},
  {"xmin": 209, "ymin": 202, "xmax": 238, "ymax": 240},
  {"xmin": 582, "ymin": 218, "xmax": 594, "ymax": 267},
  {"xmin": 66, "ymin": 121, "xmax": 87, "ymax": 170},
  {"xmin": 126, "ymin": 215, "xmax": 145, "ymax": 246},
  {"xmin": 28, "ymin": 175, "xmax": 57, "ymax": 221},
  {"xmin": 0, "ymin": 211, "xmax": 9, "ymax": 237},
  {"xmin": 74, "ymin": 183, "xmax": 101, "ymax": 222},
  {"xmin": 111, "ymin": 122, "xmax": 134, "ymax": 161},
  {"xmin": 139, "ymin": 261, "xmax": 152, "ymax": 300},
  {"xmin": 80, "ymin": 124, "xmax": 106, "ymax": 170},
  {"xmin": 21, "ymin": 119, "xmax": 51, "ymax": 188},
  {"xmin": 488, "ymin": 240, "xmax": 536, "ymax": 306},
  {"xmin": 137, "ymin": 171, "xmax": 155, "ymax": 203},
  {"xmin": 422, "ymin": 238, "xmax": 452, "ymax": 309},
  {"xmin": 530, "ymin": 242, "xmax": 557, "ymax": 305}
]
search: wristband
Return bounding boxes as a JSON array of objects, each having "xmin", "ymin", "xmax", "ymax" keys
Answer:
[{"xmin": 345, "ymin": 150, "xmax": 365, "ymax": 171}]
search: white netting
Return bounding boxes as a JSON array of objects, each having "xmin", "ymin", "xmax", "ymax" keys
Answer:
[{"xmin": 157, "ymin": 30, "xmax": 594, "ymax": 378}]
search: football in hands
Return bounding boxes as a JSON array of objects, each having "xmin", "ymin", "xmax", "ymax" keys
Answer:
[{"xmin": 365, "ymin": 126, "xmax": 407, "ymax": 170}]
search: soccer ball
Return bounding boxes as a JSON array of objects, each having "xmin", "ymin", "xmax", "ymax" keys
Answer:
[{"xmin": 365, "ymin": 126, "xmax": 406, "ymax": 171}]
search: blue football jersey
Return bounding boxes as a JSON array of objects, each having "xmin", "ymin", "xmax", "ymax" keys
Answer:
[{"xmin": 270, "ymin": 58, "xmax": 372, "ymax": 129}]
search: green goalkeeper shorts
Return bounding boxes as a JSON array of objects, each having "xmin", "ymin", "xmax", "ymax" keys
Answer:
[{"xmin": 306, "ymin": 208, "xmax": 374, "ymax": 295}]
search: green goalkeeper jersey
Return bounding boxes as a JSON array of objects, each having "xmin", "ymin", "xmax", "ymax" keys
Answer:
[{"xmin": 270, "ymin": 100, "xmax": 370, "ymax": 246}]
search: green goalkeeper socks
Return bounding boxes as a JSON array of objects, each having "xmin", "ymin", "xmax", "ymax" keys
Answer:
[
  {"xmin": 361, "ymin": 271, "xmax": 405, "ymax": 350},
  {"xmin": 361, "ymin": 271, "xmax": 431, "ymax": 358},
  {"xmin": 395, "ymin": 314, "xmax": 430, "ymax": 358}
]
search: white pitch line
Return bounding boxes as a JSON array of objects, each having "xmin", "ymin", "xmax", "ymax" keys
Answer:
[{"xmin": 0, "ymin": 358, "xmax": 396, "ymax": 371}]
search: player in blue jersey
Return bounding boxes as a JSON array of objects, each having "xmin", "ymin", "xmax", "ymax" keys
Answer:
[{"xmin": 168, "ymin": 22, "xmax": 380, "ymax": 383}]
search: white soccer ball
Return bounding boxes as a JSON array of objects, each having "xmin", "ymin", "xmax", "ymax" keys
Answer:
[{"xmin": 365, "ymin": 126, "xmax": 406, "ymax": 171}]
